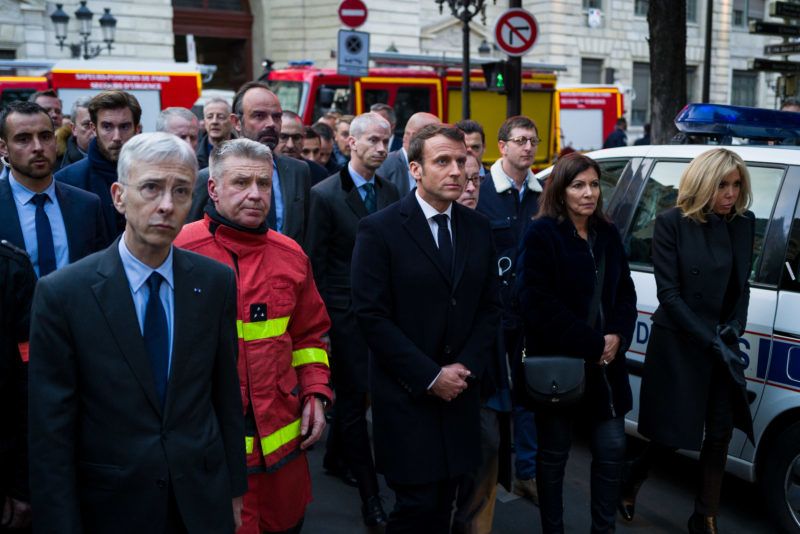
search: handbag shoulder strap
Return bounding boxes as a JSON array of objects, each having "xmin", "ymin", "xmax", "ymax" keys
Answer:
[{"xmin": 586, "ymin": 249, "xmax": 606, "ymax": 329}]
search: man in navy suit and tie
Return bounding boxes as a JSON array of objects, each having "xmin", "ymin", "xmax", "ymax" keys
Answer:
[
  {"xmin": 28, "ymin": 132, "xmax": 247, "ymax": 534},
  {"xmin": 0, "ymin": 101, "xmax": 107, "ymax": 277},
  {"xmin": 351, "ymin": 124, "xmax": 501, "ymax": 532}
]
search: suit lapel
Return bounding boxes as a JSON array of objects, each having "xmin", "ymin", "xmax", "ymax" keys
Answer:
[
  {"xmin": 164, "ymin": 248, "xmax": 200, "ymax": 420},
  {"xmin": 400, "ymin": 194, "xmax": 451, "ymax": 284},
  {"xmin": 92, "ymin": 242, "xmax": 162, "ymax": 416},
  {"xmin": 276, "ymin": 156, "xmax": 295, "ymax": 202},
  {"xmin": 54, "ymin": 182, "xmax": 81, "ymax": 263},
  {"xmin": 340, "ymin": 167, "xmax": 369, "ymax": 219},
  {"xmin": 0, "ymin": 177, "xmax": 26, "ymax": 249},
  {"xmin": 451, "ymin": 205, "xmax": 470, "ymax": 291}
]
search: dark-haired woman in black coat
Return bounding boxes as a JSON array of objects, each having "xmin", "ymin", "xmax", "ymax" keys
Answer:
[
  {"xmin": 518, "ymin": 153, "xmax": 637, "ymax": 534},
  {"xmin": 621, "ymin": 148, "xmax": 755, "ymax": 534}
]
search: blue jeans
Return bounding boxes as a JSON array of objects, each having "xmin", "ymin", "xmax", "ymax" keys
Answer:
[
  {"xmin": 513, "ymin": 405, "xmax": 537, "ymax": 479},
  {"xmin": 535, "ymin": 411, "xmax": 626, "ymax": 534}
]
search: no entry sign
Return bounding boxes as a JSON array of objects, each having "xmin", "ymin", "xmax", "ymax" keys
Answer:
[
  {"xmin": 338, "ymin": 0, "xmax": 368, "ymax": 29},
  {"xmin": 494, "ymin": 8, "xmax": 538, "ymax": 57}
]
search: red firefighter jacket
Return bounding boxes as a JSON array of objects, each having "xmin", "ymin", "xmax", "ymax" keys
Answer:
[{"xmin": 175, "ymin": 217, "xmax": 332, "ymax": 470}]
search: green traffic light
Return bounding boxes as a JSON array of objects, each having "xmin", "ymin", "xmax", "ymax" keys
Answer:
[{"xmin": 496, "ymin": 73, "xmax": 504, "ymax": 88}]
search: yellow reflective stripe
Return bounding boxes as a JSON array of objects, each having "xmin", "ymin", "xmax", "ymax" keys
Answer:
[
  {"xmin": 261, "ymin": 418, "xmax": 302, "ymax": 456},
  {"xmin": 236, "ymin": 316, "xmax": 290, "ymax": 341},
  {"xmin": 245, "ymin": 436, "xmax": 254, "ymax": 455},
  {"xmin": 291, "ymin": 347, "xmax": 329, "ymax": 368}
]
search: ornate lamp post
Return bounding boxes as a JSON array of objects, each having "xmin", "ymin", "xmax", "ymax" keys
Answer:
[
  {"xmin": 51, "ymin": 2, "xmax": 117, "ymax": 60},
  {"xmin": 436, "ymin": 0, "xmax": 495, "ymax": 120}
]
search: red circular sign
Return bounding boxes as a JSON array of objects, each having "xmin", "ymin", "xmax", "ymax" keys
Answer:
[
  {"xmin": 338, "ymin": 0, "xmax": 368, "ymax": 29},
  {"xmin": 494, "ymin": 8, "xmax": 538, "ymax": 57}
]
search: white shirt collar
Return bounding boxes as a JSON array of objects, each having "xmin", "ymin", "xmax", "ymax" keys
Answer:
[{"xmin": 415, "ymin": 189, "xmax": 453, "ymax": 220}]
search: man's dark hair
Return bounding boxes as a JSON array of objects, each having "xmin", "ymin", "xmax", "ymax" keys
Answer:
[
  {"xmin": 497, "ymin": 115, "xmax": 537, "ymax": 142},
  {"xmin": 28, "ymin": 89, "xmax": 59, "ymax": 103},
  {"xmin": 537, "ymin": 152, "xmax": 606, "ymax": 223},
  {"xmin": 616, "ymin": 117, "xmax": 627, "ymax": 127},
  {"xmin": 312, "ymin": 122, "xmax": 334, "ymax": 141},
  {"xmin": 407, "ymin": 123, "xmax": 465, "ymax": 164},
  {"xmin": 88, "ymin": 90, "xmax": 142, "ymax": 126},
  {"xmin": 455, "ymin": 119, "xmax": 485, "ymax": 145},
  {"xmin": 782, "ymin": 97, "xmax": 800, "ymax": 109},
  {"xmin": 304, "ymin": 126, "xmax": 320, "ymax": 140},
  {"xmin": 0, "ymin": 101, "xmax": 52, "ymax": 140},
  {"xmin": 370, "ymin": 103, "xmax": 396, "ymax": 124},
  {"xmin": 232, "ymin": 81, "xmax": 272, "ymax": 118}
]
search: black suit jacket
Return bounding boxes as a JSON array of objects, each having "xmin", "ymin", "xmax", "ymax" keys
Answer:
[
  {"xmin": 306, "ymin": 166, "xmax": 399, "ymax": 392},
  {"xmin": 0, "ymin": 177, "xmax": 108, "ymax": 264},
  {"xmin": 188, "ymin": 155, "xmax": 311, "ymax": 244},
  {"xmin": 28, "ymin": 242, "xmax": 247, "ymax": 534},
  {"xmin": 350, "ymin": 193, "xmax": 501, "ymax": 484}
]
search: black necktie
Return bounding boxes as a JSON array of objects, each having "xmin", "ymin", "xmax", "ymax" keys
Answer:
[
  {"xmin": 32, "ymin": 193, "xmax": 56, "ymax": 277},
  {"xmin": 432, "ymin": 213, "xmax": 453, "ymax": 273},
  {"xmin": 363, "ymin": 182, "xmax": 376, "ymax": 214},
  {"xmin": 144, "ymin": 272, "xmax": 169, "ymax": 406}
]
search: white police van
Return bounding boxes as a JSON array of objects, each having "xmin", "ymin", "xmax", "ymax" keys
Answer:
[{"xmin": 537, "ymin": 103, "xmax": 800, "ymax": 531}]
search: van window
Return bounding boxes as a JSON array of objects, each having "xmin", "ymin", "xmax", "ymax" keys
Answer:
[
  {"xmin": 364, "ymin": 89, "xmax": 390, "ymax": 111},
  {"xmin": 597, "ymin": 159, "xmax": 629, "ymax": 207},
  {"xmin": 626, "ymin": 160, "xmax": 783, "ymax": 279},
  {"xmin": 394, "ymin": 87, "xmax": 431, "ymax": 132}
]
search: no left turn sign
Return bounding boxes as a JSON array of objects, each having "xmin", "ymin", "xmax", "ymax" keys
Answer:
[{"xmin": 494, "ymin": 8, "xmax": 538, "ymax": 57}]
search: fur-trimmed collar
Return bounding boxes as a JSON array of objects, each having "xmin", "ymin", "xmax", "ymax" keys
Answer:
[{"xmin": 490, "ymin": 159, "xmax": 542, "ymax": 194}]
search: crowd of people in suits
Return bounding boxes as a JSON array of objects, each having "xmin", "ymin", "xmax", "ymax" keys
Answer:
[{"xmin": 0, "ymin": 82, "xmax": 754, "ymax": 534}]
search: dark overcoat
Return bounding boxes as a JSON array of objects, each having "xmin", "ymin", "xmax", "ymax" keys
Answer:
[
  {"xmin": 638, "ymin": 207, "xmax": 755, "ymax": 450},
  {"xmin": 305, "ymin": 166, "xmax": 399, "ymax": 392},
  {"xmin": 350, "ymin": 192, "xmax": 501, "ymax": 485},
  {"xmin": 518, "ymin": 216, "xmax": 638, "ymax": 420}
]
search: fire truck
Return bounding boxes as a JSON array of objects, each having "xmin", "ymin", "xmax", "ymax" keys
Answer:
[
  {"xmin": 266, "ymin": 54, "xmax": 625, "ymax": 166},
  {"xmin": 0, "ymin": 60, "xmax": 206, "ymax": 131}
]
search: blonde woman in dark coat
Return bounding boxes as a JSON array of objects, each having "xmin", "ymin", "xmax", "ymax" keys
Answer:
[{"xmin": 620, "ymin": 148, "xmax": 754, "ymax": 534}]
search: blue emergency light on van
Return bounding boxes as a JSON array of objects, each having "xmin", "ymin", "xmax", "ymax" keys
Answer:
[{"xmin": 674, "ymin": 103, "xmax": 800, "ymax": 142}]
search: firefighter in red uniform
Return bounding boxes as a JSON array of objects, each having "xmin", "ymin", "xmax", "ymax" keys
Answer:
[{"xmin": 175, "ymin": 138, "xmax": 331, "ymax": 534}]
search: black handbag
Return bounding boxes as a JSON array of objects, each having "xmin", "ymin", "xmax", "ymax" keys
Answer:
[{"xmin": 521, "ymin": 251, "xmax": 606, "ymax": 407}]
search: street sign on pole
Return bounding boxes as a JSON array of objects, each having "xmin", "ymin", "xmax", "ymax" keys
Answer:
[
  {"xmin": 752, "ymin": 57, "xmax": 800, "ymax": 73},
  {"xmin": 749, "ymin": 20, "xmax": 800, "ymax": 37},
  {"xmin": 337, "ymin": 29, "xmax": 369, "ymax": 77},
  {"xmin": 338, "ymin": 0, "xmax": 368, "ymax": 29},
  {"xmin": 493, "ymin": 8, "xmax": 538, "ymax": 57},
  {"xmin": 764, "ymin": 42, "xmax": 800, "ymax": 56},
  {"xmin": 771, "ymin": 1, "xmax": 800, "ymax": 19}
]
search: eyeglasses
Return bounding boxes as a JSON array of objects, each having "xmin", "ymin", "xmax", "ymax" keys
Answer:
[
  {"xmin": 278, "ymin": 133, "xmax": 303, "ymax": 143},
  {"xmin": 465, "ymin": 175, "xmax": 481, "ymax": 186},
  {"xmin": 506, "ymin": 136, "xmax": 541, "ymax": 147}
]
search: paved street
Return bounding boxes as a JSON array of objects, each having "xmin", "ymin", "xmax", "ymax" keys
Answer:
[{"xmin": 304, "ymin": 431, "xmax": 774, "ymax": 533}]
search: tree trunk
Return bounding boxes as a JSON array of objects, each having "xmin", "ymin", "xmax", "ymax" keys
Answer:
[{"xmin": 648, "ymin": 0, "xmax": 687, "ymax": 144}]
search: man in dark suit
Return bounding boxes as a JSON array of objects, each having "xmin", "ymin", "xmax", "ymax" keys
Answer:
[
  {"xmin": 306, "ymin": 112, "xmax": 399, "ymax": 527},
  {"xmin": 55, "ymin": 90, "xmax": 142, "ymax": 242},
  {"xmin": 28, "ymin": 132, "xmax": 247, "ymax": 534},
  {"xmin": 351, "ymin": 124, "xmax": 501, "ymax": 532},
  {"xmin": 188, "ymin": 82, "xmax": 311, "ymax": 244},
  {"xmin": 376, "ymin": 111, "xmax": 440, "ymax": 197},
  {"xmin": 0, "ymin": 101, "xmax": 107, "ymax": 276},
  {"xmin": 275, "ymin": 111, "xmax": 330, "ymax": 186}
]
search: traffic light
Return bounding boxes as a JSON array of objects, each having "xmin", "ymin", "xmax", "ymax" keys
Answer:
[{"xmin": 482, "ymin": 61, "xmax": 508, "ymax": 94}]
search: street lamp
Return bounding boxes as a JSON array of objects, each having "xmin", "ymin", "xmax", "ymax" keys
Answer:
[
  {"xmin": 50, "ymin": 2, "xmax": 117, "ymax": 60},
  {"xmin": 436, "ymin": 0, "xmax": 495, "ymax": 120}
]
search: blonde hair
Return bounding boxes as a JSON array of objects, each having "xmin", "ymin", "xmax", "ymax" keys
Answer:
[{"xmin": 676, "ymin": 148, "xmax": 752, "ymax": 223}]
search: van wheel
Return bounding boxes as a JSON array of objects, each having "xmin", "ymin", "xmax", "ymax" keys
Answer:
[{"xmin": 761, "ymin": 422, "xmax": 800, "ymax": 532}]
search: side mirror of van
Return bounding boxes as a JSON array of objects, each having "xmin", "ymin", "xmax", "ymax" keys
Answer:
[{"xmin": 318, "ymin": 88, "xmax": 335, "ymax": 108}]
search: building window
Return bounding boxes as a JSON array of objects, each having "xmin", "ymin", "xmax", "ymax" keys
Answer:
[
  {"xmin": 632, "ymin": 62, "xmax": 650, "ymax": 126},
  {"xmin": 687, "ymin": 0, "xmax": 697, "ymax": 22},
  {"xmin": 583, "ymin": 0, "xmax": 602, "ymax": 8},
  {"xmin": 686, "ymin": 65, "xmax": 698, "ymax": 103},
  {"xmin": 581, "ymin": 58, "xmax": 604, "ymax": 84},
  {"xmin": 634, "ymin": 0, "xmax": 648, "ymax": 16},
  {"xmin": 731, "ymin": 70, "xmax": 758, "ymax": 106},
  {"xmin": 733, "ymin": 0, "xmax": 765, "ymax": 26}
]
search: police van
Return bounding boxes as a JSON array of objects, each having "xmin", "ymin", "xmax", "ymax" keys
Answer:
[{"xmin": 536, "ymin": 103, "xmax": 800, "ymax": 531}]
